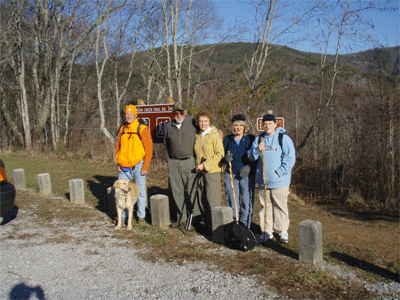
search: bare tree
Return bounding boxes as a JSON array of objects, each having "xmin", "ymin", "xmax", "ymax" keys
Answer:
[
  {"xmin": 158, "ymin": 0, "xmax": 222, "ymax": 103},
  {"xmin": 296, "ymin": 0, "xmax": 377, "ymax": 152},
  {"xmin": 110, "ymin": 0, "xmax": 156, "ymax": 128},
  {"xmin": 4, "ymin": 0, "xmax": 32, "ymax": 149},
  {"xmin": 1, "ymin": 0, "xmax": 109, "ymax": 150},
  {"xmin": 241, "ymin": 0, "xmax": 318, "ymax": 115}
]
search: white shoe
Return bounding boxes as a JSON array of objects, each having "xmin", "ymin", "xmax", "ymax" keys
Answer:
[
  {"xmin": 279, "ymin": 231, "xmax": 289, "ymax": 243},
  {"xmin": 260, "ymin": 232, "xmax": 273, "ymax": 242}
]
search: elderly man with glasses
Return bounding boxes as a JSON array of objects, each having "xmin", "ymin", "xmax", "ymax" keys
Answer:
[{"xmin": 164, "ymin": 101, "xmax": 200, "ymax": 229}]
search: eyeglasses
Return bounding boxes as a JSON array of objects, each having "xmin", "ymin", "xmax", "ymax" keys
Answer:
[{"xmin": 173, "ymin": 111, "xmax": 185, "ymax": 116}]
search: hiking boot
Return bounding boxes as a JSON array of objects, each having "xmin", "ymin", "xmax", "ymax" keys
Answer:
[
  {"xmin": 279, "ymin": 231, "xmax": 289, "ymax": 243},
  {"xmin": 169, "ymin": 221, "xmax": 186, "ymax": 229},
  {"xmin": 138, "ymin": 217, "xmax": 146, "ymax": 225},
  {"xmin": 260, "ymin": 232, "xmax": 273, "ymax": 242}
]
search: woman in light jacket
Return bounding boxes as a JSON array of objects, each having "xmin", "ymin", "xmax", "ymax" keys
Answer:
[{"xmin": 194, "ymin": 111, "xmax": 224, "ymax": 233}]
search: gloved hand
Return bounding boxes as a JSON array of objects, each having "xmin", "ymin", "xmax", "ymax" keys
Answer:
[
  {"xmin": 224, "ymin": 153, "xmax": 233, "ymax": 163},
  {"xmin": 239, "ymin": 165, "xmax": 251, "ymax": 178}
]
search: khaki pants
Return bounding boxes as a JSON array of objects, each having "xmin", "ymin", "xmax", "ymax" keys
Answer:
[
  {"xmin": 198, "ymin": 172, "xmax": 221, "ymax": 230},
  {"xmin": 258, "ymin": 185, "xmax": 290, "ymax": 234},
  {"xmin": 168, "ymin": 157, "xmax": 199, "ymax": 222}
]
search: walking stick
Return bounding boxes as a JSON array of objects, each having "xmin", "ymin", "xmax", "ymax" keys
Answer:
[
  {"xmin": 260, "ymin": 136, "xmax": 267, "ymax": 242},
  {"xmin": 227, "ymin": 151, "xmax": 239, "ymax": 224}
]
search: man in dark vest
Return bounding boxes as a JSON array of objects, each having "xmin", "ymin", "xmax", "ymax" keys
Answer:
[{"xmin": 164, "ymin": 102, "xmax": 200, "ymax": 228}]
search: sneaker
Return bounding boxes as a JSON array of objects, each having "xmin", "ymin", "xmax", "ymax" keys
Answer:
[
  {"xmin": 138, "ymin": 217, "xmax": 146, "ymax": 225},
  {"xmin": 279, "ymin": 231, "xmax": 289, "ymax": 243},
  {"xmin": 260, "ymin": 232, "xmax": 273, "ymax": 242}
]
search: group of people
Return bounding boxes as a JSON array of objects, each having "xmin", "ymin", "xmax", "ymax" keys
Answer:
[{"xmin": 114, "ymin": 102, "xmax": 296, "ymax": 243}]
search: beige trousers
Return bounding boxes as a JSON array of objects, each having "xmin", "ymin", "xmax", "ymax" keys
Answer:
[{"xmin": 258, "ymin": 185, "xmax": 290, "ymax": 234}]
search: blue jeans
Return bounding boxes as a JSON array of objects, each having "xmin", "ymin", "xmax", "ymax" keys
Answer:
[
  {"xmin": 118, "ymin": 160, "xmax": 147, "ymax": 218},
  {"xmin": 224, "ymin": 172, "xmax": 255, "ymax": 228}
]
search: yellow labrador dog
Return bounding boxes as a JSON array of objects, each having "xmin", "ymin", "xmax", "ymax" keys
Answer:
[{"xmin": 113, "ymin": 178, "xmax": 139, "ymax": 230}]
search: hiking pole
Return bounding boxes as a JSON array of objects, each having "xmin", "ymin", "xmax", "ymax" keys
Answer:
[
  {"xmin": 227, "ymin": 151, "xmax": 239, "ymax": 224},
  {"xmin": 260, "ymin": 136, "xmax": 267, "ymax": 242},
  {"xmin": 185, "ymin": 173, "xmax": 198, "ymax": 231},
  {"xmin": 185, "ymin": 158, "xmax": 206, "ymax": 231}
]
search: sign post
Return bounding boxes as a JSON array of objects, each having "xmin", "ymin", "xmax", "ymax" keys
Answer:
[
  {"xmin": 257, "ymin": 117, "xmax": 284, "ymax": 131},
  {"xmin": 136, "ymin": 104, "xmax": 174, "ymax": 143}
]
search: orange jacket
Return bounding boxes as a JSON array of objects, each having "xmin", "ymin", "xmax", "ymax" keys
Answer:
[{"xmin": 115, "ymin": 120, "xmax": 153, "ymax": 171}]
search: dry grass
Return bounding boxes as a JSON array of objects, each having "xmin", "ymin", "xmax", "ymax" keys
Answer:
[{"xmin": 2, "ymin": 151, "xmax": 398, "ymax": 300}]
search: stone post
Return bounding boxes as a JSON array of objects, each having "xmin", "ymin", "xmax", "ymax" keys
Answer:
[
  {"xmin": 298, "ymin": 219, "xmax": 323, "ymax": 264},
  {"xmin": 37, "ymin": 173, "xmax": 52, "ymax": 195},
  {"xmin": 150, "ymin": 194, "xmax": 170, "ymax": 229},
  {"xmin": 69, "ymin": 179, "xmax": 85, "ymax": 204},
  {"xmin": 13, "ymin": 169, "xmax": 26, "ymax": 189},
  {"xmin": 211, "ymin": 206, "xmax": 233, "ymax": 245}
]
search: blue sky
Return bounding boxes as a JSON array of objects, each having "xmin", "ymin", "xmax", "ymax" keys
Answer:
[{"xmin": 213, "ymin": 0, "xmax": 399, "ymax": 54}]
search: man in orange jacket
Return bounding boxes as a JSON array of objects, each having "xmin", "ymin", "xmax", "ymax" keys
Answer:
[{"xmin": 115, "ymin": 104, "xmax": 153, "ymax": 224}]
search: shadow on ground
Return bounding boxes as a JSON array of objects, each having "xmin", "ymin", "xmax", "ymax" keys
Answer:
[
  {"xmin": 330, "ymin": 251, "xmax": 400, "ymax": 282},
  {"xmin": 86, "ymin": 176, "xmax": 170, "ymax": 224},
  {"xmin": 317, "ymin": 203, "xmax": 399, "ymax": 223},
  {"xmin": 87, "ymin": 175, "xmax": 118, "ymax": 213},
  {"xmin": 262, "ymin": 238, "xmax": 299, "ymax": 260},
  {"xmin": 9, "ymin": 282, "xmax": 45, "ymax": 300}
]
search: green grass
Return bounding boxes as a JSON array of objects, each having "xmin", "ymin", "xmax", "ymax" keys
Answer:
[{"xmin": 3, "ymin": 151, "xmax": 118, "ymax": 208}]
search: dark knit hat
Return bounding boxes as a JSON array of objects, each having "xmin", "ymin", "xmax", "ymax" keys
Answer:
[
  {"xmin": 231, "ymin": 114, "xmax": 246, "ymax": 123},
  {"xmin": 262, "ymin": 114, "xmax": 276, "ymax": 123}
]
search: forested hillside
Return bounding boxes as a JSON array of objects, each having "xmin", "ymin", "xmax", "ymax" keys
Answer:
[{"xmin": 0, "ymin": 0, "xmax": 398, "ymax": 211}]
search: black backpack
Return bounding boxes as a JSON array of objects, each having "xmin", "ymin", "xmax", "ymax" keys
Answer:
[
  {"xmin": 259, "ymin": 132, "xmax": 284, "ymax": 149},
  {"xmin": 117, "ymin": 118, "xmax": 147, "ymax": 140},
  {"xmin": 224, "ymin": 222, "xmax": 260, "ymax": 251}
]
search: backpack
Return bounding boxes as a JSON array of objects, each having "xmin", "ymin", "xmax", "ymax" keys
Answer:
[
  {"xmin": 224, "ymin": 222, "xmax": 260, "ymax": 251},
  {"xmin": 117, "ymin": 118, "xmax": 146, "ymax": 140},
  {"xmin": 259, "ymin": 132, "xmax": 283, "ymax": 148},
  {"xmin": 259, "ymin": 132, "xmax": 284, "ymax": 157}
]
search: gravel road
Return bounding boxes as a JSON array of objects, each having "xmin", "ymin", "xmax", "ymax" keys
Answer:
[
  {"xmin": 0, "ymin": 200, "xmax": 282, "ymax": 300},
  {"xmin": 1, "ymin": 191, "xmax": 399, "ymax": 300}
]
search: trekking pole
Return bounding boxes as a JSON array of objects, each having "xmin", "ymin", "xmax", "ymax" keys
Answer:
[
  {"xmin": 185, "ymin": 174, "xmax": 200, "ymax": 231},
  {"xmin": 227, "ymin": 151, "xmax": 239, "ymax": 224},
  {"xmin": 260, "ymin": 136, "xmax": 267, "ymax": 242},
  {"xmin": 185, "ymin": 158, "xmax": 206, "ymax": 231}
]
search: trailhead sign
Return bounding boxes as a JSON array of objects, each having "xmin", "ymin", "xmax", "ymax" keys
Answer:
[{"xmin": 136, "ymin": 104, "xmax": 174, "ymax": 143}]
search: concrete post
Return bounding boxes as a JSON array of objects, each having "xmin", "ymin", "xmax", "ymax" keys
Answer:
[
  {"xmin": 150, "ymin": 194, "xmax": 170, "ymax": 229},
  {"xmin": 211, "ymin": 206, "xmax": 233, "ymax": 245},
  {"xmin": 298, "ymin": 219, "xmax": 323, "ymax": 265},
  {"xmin": 37, "ymin": 173, "xmax": 52, "ymax": 195},
  {"xmin": 13, "ymin": 169, "xmax": 26, "ymax": 189},
  {"xmin": 107, "ymin": 187, "xmax": 116, "ymax": 217},
  {"xmin": 69, "ymin": 179, "xmax": 85, "ymax": 204}
]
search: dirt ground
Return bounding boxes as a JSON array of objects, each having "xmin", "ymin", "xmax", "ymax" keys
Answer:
[
  {"xmin": 2, "ymin": 187, "xmax": 399, "ymax": 299},
  {"xmin": 285, "ymin": 198, "xmax": 399, "ymax": 278}
]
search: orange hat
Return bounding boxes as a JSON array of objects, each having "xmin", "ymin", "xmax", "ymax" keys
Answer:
[{"xmin": 125, "ymin": 104, "xmax": 137, "ymax": 116}]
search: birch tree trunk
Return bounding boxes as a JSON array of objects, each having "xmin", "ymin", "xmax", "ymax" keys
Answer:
[
  {"xmin": 161, "ymin": 0, "xmax": 174, "ymax": 98},
  {"xmin": 112, "ymin": 1, "xmax": 153, "ymax": 128},
  {"xmin": 11, "ymin": 3, "xmax": 32, "ymax": 149},
  {"xmin": 94, "ymin": 0, "xmax": 127, "ymax": 144}
]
